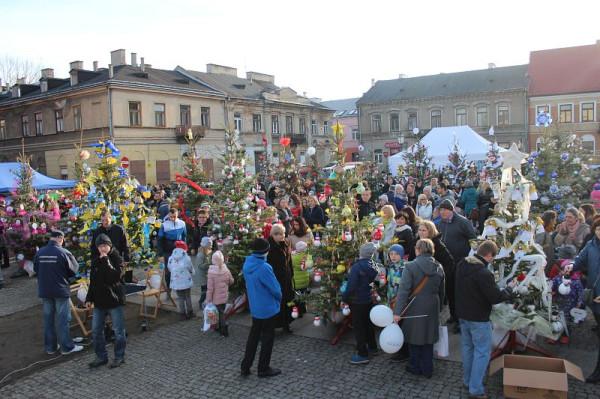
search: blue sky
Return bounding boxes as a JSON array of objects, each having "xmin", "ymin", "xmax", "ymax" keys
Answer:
[{"xmin": 2, "ymin": 0, "xmax": 600, "ymax": 100}]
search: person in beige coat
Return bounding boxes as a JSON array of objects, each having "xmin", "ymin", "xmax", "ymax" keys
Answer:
[{"xmin": 205, "ymin": 251, "xmax": 234, "ymax": 337}]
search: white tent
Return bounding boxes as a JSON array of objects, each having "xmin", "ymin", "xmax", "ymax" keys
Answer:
[{"xmin": 388, "ymin": 125, "xmax": 505, "ymax": 176}]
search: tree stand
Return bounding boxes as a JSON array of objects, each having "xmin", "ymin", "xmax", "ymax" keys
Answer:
[
  {"xmin": 491, "ymin": 329, "xmax": 555, "ymax": 360},
  {"xmin": 330, "ymin": 314, "xmax": 352, "ymax": 345}
]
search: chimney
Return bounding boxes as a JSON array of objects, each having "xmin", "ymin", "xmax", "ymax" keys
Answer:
[
  {"xmin": 109, "ymin": 64, "xmax": 114, "ymax": 78},
  {"xmin": 131, "ymin": 52, "xmax": 137, "ymax": 67},
  {"xmin": 11, "ymin": 86, "xmax": 20, "ymax": 98},
  {"xmin": 371, "ymin": 78, "xmax": 375, "ymax": 87},
  {"xmin": 16, "ymin": 77, "xmax": 25, "ymax": 84},
  {"xmin": 70, "ymin": 60, "xmax": 83, "ymax": 70},
  {"xmin": 110, "ymin": 49, "xmax": 126, "ymax": 66},
  {"xmin": 93, "ymin": 61, "xmax": 98, "ymax": 71},
  {"xmin": 488, "ymin": 63, "xmax": 496, "ymax": 69},
  {"xmin": 140, "ymin": 57, "xmax": 145, "ymax": 72},
  {"xmin": 41, "ymin": 68, "xmax": 54, "ymax": 79},
  {"xmin": 303, "ymin": 91, "xmax": 307, "ymax": 97},
  {"xmin": 246, "ymin": 71, "xmax": 274, "ymax": 84},
  {"xmin": 398, "ymin": 74, "xmax": 407, "ymax": 79},
  {"xmin": 207, "ymin": 64, "xmax": 238, "ymax": 77}
]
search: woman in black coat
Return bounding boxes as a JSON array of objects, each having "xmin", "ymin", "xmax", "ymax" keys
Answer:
[
  {"xmin": 303, "ymin": 196, "xmax": 325, "ymax": 230},
  {"xmin": 86, "ymin": 234, "xmax": 127, "ymax": 368},
  {"xmin": 267, "ymin": 224, "xmax": 294, "ymax": 332},
  {"xmin": 477, "ymin": 182, "xmax": 495, "ymax": 234}
]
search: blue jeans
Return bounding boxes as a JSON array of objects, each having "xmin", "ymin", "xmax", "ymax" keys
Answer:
[
  {"xmin": 42, "ymin": 297, "xmax": 74, "ymax": 353},
  {"xmin": 92, "ymin": 306, "xmax": 126, "ymax": 361},
  {"xmin": 460, "ymin": 319, "xmax": 492, "ymax": 396}
]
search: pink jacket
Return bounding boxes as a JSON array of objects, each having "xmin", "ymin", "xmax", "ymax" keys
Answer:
[{"xmin": 206, "ymin": 265, "xmax": 234, "ymax": 305}]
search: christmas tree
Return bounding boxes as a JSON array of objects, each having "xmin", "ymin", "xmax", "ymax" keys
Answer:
[
  {"xmin": 305, "ymin": 122, "xmax": 376, "ymax": 322},
  {"xmin": 399, "ymin": 141, "xmax": 433, "ymax": 182},
  {"xmin": 444, "ymin": 137, "xmax": 468, "ymax": 184},
  {"xmin": 475, "ymin": 143, "xmax": 559, "ymax": 339},
  {"xmin": 525, "ymin": 118, "xmax": 594, "ymax": 215},
  {"xmin": 211, "ymin": 130, "xmax": 262, "ymax": 293},
  {"xmin": 176, "ymin": 128, "xmax": 211, "ymax": 218},
  {"xmin": 481, "ymin": 141, "xmax": 503, "ymax": 182}
]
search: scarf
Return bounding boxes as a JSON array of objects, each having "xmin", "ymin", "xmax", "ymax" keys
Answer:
[{"xmin": 566, "ymin": 220, "xmax": 581, "ymax": 242}]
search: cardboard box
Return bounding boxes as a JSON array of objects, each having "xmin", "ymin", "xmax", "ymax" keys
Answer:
[{"xmin": 489, "ymin": 354, "xmax": 584, "ymax": 399}]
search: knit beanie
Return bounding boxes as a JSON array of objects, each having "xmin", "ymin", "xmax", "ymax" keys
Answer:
[
  {"xmin": 95, "ymin": 233, "xmax": 113, "ymax": 248},
  {"xmin": 359, "ymin": 242, "xmax": 377, "ymax": 259},
  {"xmin": 250, "ymin": 238, "xmax": 270, "ymax": 254},
  {"xmin": 389, "ymin": 244, "xmax": 405, "ymax": 258},
  {"xmin": 295, "ymin": 241, "xmax": 308, "ymax": 252},
  {"xmin": 175, "ymin": 240, "xmax": 188, "ymax": 251},
  {"xmin": 439, "ymin": 199, "xmax": 454, "ymax": 211},
  {"xmin": 212, "ymin": 250, "xmax": 224, "ymax": 266},
  {"xmin": 200, "ymin": 236, "xmax": 212, "ymax": 248}
]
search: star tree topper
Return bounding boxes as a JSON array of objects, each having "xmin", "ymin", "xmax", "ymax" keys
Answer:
[{"xmin": 502, "ymin": 143, "xmax": 527, "ymax": 170}]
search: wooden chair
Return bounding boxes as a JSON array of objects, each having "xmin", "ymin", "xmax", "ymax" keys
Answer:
[
  {"xmin": 69, "ymin": 282, "xmax": 93, "ymax": 336},
  {"xmin": 139, "ymin": 268, "xmax": 175, "ymax": 319}
]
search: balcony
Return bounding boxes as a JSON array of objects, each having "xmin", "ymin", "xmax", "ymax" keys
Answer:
[{"xmin": 175, "ymin": 125, "xmax": 206, "ymax": 141}]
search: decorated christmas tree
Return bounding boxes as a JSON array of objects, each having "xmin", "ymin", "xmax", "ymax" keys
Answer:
[
  {"xmin": 211, "ymin": 130, "xmax": 262, "ymax": 293},
  {"xmin": 446, "ymin": 137, "xmax": 467, "ymax": 183},
  {"xmin": 305, "ymin": 122, "xmax": 375, "ymax": 322},
  {"xmin": 399, "ymin": 141, "xmax": 433, "ymax": 182},
  {"xmin": 475, "ymin": 143, "xmax": 559, "ymax": 339},
  {"xmin": 481, "ymin": 140, "xmax": 503, "ymax": 182},
  {"xmin": 176, "ymin": 128, "xmax": 211, "ymax": 218},
  {"xmin": 524, "ymin": 117, "xmax": 593, "ymax": 215}
]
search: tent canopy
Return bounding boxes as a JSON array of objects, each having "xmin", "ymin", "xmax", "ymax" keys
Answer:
[
  {"xmin": 388, "ymin": 125, "xmax": 505, "ymax": 176},
  {"xmin": 0, "ymin": 163, "xmax": 76, "ymax": 193}
]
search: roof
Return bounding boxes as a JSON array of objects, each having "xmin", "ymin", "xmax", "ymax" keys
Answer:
[
  {"xmin": 528, "ymin": 42, "xmax": 600, "ymax": 96},
  {"xmin": 321, "ymin": 98, "xmax": 359, "ymax": 117},
  {"xmin": 0, "ymin": 65, "xmax": 222, "ymax": 106},
  {"xmin": 178, "ymin": 66, "xmax": 331, "ymax": 111},
  {"xmin": 357, "ymin": 65, "xmax": 528, "ymax": 105}
]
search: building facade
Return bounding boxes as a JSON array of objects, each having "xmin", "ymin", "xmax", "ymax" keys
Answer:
[
  {"xmin": 527, "ymin": 41, "xmax": 600, "ymax": 159},
  {"xmin": 0, "ymin": 50, "xmax": 332, "ymax": 182},
  {"xmin": 356, "ymin": 65, "xmax": 529, "ymax": 169},
  {"xmin": 321, "ymin": 98, "xmax": 360, "ymax": 162}
]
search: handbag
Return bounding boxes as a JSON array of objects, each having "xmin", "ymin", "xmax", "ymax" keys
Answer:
[
  {"xmin": 434, "ymin": 325, "xmax": 449, "ymax": 357},
  {"xmin": 584, "ymin": 273, "xmax": 600, "ymax": 307}
]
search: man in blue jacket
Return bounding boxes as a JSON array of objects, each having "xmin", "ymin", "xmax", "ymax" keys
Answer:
[
  {"xmin": 342, "ymin": 242, "xmax": 379, "ymax": 365},
  {"xmin": 240, "ymin": 238, "xmax": 282, "ymax": 378},
  {"xmin": 158, "ymin": 208, "xmax": 187, "ymax": 291},
  {"xmin": 33, "ymin": 230, "xmax": 83, "ymax": 355}
]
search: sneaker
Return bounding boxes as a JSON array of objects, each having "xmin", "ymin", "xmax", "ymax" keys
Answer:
[
  {"xmin": 109, "ymin": 358, "xmax": 125, "ymax": 368},
  {"xmin": 46, "ymin": 347, "xmax": 60, "ymax": 355},
  {"xmin": 61, "ymin": 345, "xmax": 83, "ymax": 355},
  {"xmin": 258, "ymin": 367, "xmax": 281, "ymax": 378},
  {"xmin": 240, "ymin": 368, "xmax": 251, "ymax": 377},
  {"xmin": 73, "ymin": 337, "xmax": 84, "ymax": 343},
  {"xmin": 89, "ymin": 358, "xmax": 108, "ymax": 368},
  {"xmin": 349, "ymin": 354, "xmax": 369, "ymax": 365}
]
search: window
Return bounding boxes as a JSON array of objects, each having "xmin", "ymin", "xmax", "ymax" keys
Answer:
[
  {"xmin": 128, "ymin": 102, "xmax": 141, "ymax": 127},
  {"xmin": 582, "ymin": 134, "xmax": 596, "ymax": 154},
  {"xmin": 285, "ymin": 115, "xmax": 293, "ymax": 134},
  {"xmin": 21, "ymin": 115, "xmax": 29, "ymax": 136},
  {"xmin": 371, "ymin": 114, "xmax": 382, "ymax": 133},
  {"xmin": 559, "ymin": 104, "xmax": 573, "ymax": 123},
  {"xmin": 234, "ymin": 112, "xmax": 242, "ymax": 132},
  {"xmin": 497, "ymin": 104, "xmax": 509, "ymax": 126},
  {"xmin": 0, "ymin": 119, "xmax": 5, "ymax": 140},
  {"xmin": 374, "ymin": 149, "xmax": 383, "ymax": 164},
  {"xmin": 200, "ymin": 106, "xmax": 210, "ymax": 127},
  {"xmin": 408, "ymin": 112, "xmax": 418, "ymax": 130},
  {"xmin": 299, "ymin": 117, "xmax": 306, "ymax": 134},
  {"xmin": 252, "ymin": 114, "xmax": 262, "ymax": 132},
  {"xmin": 455, "ymin": 107, "xmax": 467, "ymax": 126},
  {"xmin": 476, "ymin": 105, "xmax": 488, "ymax": 127},
  {"xmin": 154, "ymin": 103, "xmax": 165, "ymax": 127},
  {"xmin": 323, "ymin": 120, "xmax": 329, "ymax": 135},
  {"xmin": 271, "ymin": 115, "xmax": 280, "ymax": 135},
  {"xmin": 430, "ymin": 110, "xmax": 441, "ymax": 128},
  {"xmin": 35, "ymin": 112, "xmax": 43, "ymax": 135},
  {"xmin": 55, "ymin": 110, "xmax": 64, "ymax": 132},
  {"xmin": 582, "ymin": 102, "xmax": 595, "ymax": 122},
  {"xmin": 180, "ymin": 105, "xmax": 191, "ymax": 126},
  {"xmin": 311, "ymin": 119, "xmax": 317, "ymax": 135},
  {"xmin": 536, "ymin": 105, "xmax": 549, "ymax": 115},
  {"xmin": 390, "ymin": 113, "xmax": 400, "ymax": 132},
  {"xmin": 60, "ymin": 165, "xmax": 68, "ymax": 180},
  {"xmin": 352, "ymin": 128, "xmax": 360, "ymax": 141},
  {"xmin": 73, "ymin": 105, "xmax": 82, "ymax": 130}
]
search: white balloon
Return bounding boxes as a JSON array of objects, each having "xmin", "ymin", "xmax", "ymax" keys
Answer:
[
  {"xmin": 369, "ymin": 304, "xmax": 394, "ymax": 327},
  {"xmin": 306, "ymin": 146, "xmax": 316, "ymax": 156},
  {"xmin": 379, "ymin": 323, "xmax": 404, "ymax": 354}
]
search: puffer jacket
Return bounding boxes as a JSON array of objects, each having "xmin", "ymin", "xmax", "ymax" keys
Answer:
[
  {"xmin": 167, "ymin": 248, "xmax": 195, "ymax": 290},
  {"xmin": 206, "ymin": 264, "xmax": 234, "ymax": 305},
  {"xmin": 574, "ymin": 237, "xmax": 600, "ymax": 314}
]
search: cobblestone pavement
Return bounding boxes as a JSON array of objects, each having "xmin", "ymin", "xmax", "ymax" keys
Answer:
[
  {"xmin": 2, "ymin": 318, "xmax": 599, "ymax": 399},
  {"xmin": 0, "ymin": 267, "xmax": 40, "ymax": 317}
]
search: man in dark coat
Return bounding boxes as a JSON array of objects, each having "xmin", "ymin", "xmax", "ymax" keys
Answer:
[
  {"xmin": 267, "ymin": 224, "xmax": 294, "ymax": 332},
  {"xmin": 455, "ymin": 240, "xmax": 512, "ymax": 398},
  {"xmin": 357, "ymin": 190, "xmax": 376, "ymax": 221},
  {"xmin": 91, "ymin": 210, "xmax": 130, "ymax": 282},
  {"xmin": 34, "ymin": 230, "xmax": 83, "ymax": 355}
]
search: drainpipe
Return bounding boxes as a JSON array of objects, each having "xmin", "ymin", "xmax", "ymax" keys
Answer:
[
  {"xmin": 107, "ymin": 84, "xmax": 114, "ymax": 139},
  {"xmin": 523, "ymin": 90, "xmax": 529, "ymax": 151}
]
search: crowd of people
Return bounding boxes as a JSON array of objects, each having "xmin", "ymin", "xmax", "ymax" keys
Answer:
[{"xmin": 14, "ymin": 171, "xmax": 600, "ymax": 398}]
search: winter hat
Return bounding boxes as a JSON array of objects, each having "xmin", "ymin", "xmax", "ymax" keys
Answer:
[
  {"xmin": 257, "ymin": 199, "xmax": 267, "ymax": 209},
  {"xmin": 464, "ymin": 179, "xmax": 473, "ymax": 188},
  {"xmin": 212, "ymin": 250, "xmax": 224, "ymax": 266},
  {"xmin": 378, "ymin": 194, "xmax": 389, "ymax": 203},
  {"xmin": 557, "ymin": 245, "xmax": 577, "ymax": 260},
  {"xmin": 200, "ymin": 236, "xmax": 212, "ymax": 248},
  {"xmin": 295, "ymin": 241, "xmax": 308, "ymax": 252},
  {"xmin": 389, "ymin": 244, "xmax": 405, "ymax": 258},
  {"xmin": 95, "ymin": 233, "xmax": 112, "ymax": 247},
  {"xmin": 594, "ymin": 183, "xmax": 600, "ymax": 191},
  {"xmin": 250, "ymin": 238, "xmax": 270, "ymax": 254},
  {"xmin": 359, "ymin": 242, "xmax": 377, "ymax": 259},
  {"xmin": 50, "ymin": 230, "xmax": 65, "ymax": 238},
  {"xmin": 439, "ymin": 199, "xmax": 454, "ymax": 211},
  {"xmin": 175, "ymin": 240, "xmax": 188, "ymax": 251},
  {"xmin": 200, "ymin": 202, "xmax": 211, "ymax": 209}
]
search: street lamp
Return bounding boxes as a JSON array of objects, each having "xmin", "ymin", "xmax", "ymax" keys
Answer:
[{"xmin": 398, "ymin": 134, "xmax": 405, "ymax": 151}]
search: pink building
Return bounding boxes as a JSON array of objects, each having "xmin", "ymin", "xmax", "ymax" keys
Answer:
[{"xmin": 321, "ymin": 98, "xmax": 360, "ymax": 162}]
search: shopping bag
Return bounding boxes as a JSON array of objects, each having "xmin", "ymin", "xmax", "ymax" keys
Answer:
[
  {"xmin": 434, "ymin": 325, "xmax": 449, "ymax": 357},
  {"xmin": 202, "ymin": 303, "xmax": 219, "ymax": 332}
]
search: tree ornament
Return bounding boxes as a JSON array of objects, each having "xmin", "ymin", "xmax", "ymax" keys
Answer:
[
  {"xmin": 291, "ymin": 306, "xmax": 299, "ymax": 319},
  {"xmin": 313, "ymin": 316, "xmax": 321, "ymax": 327},
  {"xmin": 342, "ymin": 304, "xmax": 351, "ymax": 316}
]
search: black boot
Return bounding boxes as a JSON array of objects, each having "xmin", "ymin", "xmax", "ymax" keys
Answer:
[
  {"xmin": 586, "ymin": 347, "xmax": 600, "ymax": 383},
  {"xmin": 221, "ymin": 325, "xmax": 229, "ymax": 337}
]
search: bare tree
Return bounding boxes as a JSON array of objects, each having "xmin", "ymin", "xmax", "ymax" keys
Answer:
[{"xmin": 0, "ymin": 55, "xmax": 41, "ymax": 87}]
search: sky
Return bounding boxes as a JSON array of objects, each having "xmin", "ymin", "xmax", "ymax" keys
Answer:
[{"xmin": 2, "ymin": 0, "xmax": 600, "ymax": 100}]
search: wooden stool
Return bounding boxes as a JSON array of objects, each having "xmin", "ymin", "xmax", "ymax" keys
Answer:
[
  {"xmin": 70, "ymin": 282, "xmax": 93, "ymax": 336},
  {"xmin": 139, "ymin": 268, "xmax": 175, "ymax": 319}
]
